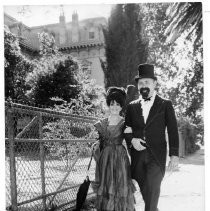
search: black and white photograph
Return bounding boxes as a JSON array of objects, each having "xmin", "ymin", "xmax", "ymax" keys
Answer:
[{"xmin": 2, "ymin": 0, "xmax": 209, "ymax": 211}]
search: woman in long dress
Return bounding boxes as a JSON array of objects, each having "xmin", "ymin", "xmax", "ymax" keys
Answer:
[{"xmin": 93, "ymin": 87, "xmax": 136, "ymax": 211}]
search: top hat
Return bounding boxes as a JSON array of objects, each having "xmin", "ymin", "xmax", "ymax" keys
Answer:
[{"xmin": 135, "ymin": 63, "xmax": 157, "ymax": 82}]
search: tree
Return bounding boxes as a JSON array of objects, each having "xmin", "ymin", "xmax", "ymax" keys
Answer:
[
  {"xmin": 38, "ymin": 31, "xmax": 58, "ymax": 57},
  {"xmin": 26, "ymin": 32, "xmax": 81, "ymax": 106},
  {"xmin": 164, "ymin": 2, "xmax": 203, "ymax": 120},
  {"xmin": 4, "ymin": 26, "xmax": 34, "ymax": 102},
  {"xmin": 26, "ymin": 55, "xmax": 82, "ymax": 106},
  {"xmin": 141, "ymin": 3, "xmax": 203, "ymax": 119},
  {"xmin": 102, "ymin": 4, "xmax": 148, "ymax": 89},
  {"xmin": 140, "ymin": 3, "xmax": 203, "ymax": 148},
  {"xmin": 26, "ymin": 31, "xmax": 106, "ymax": 107},
  {"xmin": 165, "ymin": 2, "xmax": 202, "ymax": 47}
]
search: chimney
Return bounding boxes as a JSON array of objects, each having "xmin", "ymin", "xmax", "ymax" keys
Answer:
[
  {"xmin": 72, "ymin": 11, "xmax": 78, "ymax": 26},
  {"xmin": 59, "ymin": 5, "xmax": 66, "ymax": 25}
]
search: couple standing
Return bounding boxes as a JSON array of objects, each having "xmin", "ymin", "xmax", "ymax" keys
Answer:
[{"xmin": 93, "ymin": 63, "xmax": 179, "ymax": 211}]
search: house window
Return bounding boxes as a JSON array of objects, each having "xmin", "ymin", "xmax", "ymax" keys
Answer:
[{"xmin": 89, "ymin": 31, "xmax": 95, "ymax": 39}]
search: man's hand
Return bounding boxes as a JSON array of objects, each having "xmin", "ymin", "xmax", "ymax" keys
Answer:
[
  {"xmin": 131, "ymin": 138, "xmax": 146, "ymax": 151},
  {"xmin": 167, "ymin": 156, "xmax": 179, "ymax": 171}
]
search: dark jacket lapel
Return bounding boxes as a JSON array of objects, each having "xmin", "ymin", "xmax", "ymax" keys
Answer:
[{"xmin": 146, "ymin": 95, "xmax": 163, "ymax": 125}]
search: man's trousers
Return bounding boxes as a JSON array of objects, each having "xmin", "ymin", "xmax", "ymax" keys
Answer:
[{"xmin": 131, "ymin": 149, "xmax": 163, "ymax": 211}]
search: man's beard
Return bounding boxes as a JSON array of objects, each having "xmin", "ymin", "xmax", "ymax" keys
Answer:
[{"xmin": 139, "ymin": 87, "xmax": 150, "ymax": 100}]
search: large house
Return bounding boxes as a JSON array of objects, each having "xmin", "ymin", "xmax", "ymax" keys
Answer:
[{"xmin": 4, "ymin": 10, "xmax": 107, "ymax": 87}]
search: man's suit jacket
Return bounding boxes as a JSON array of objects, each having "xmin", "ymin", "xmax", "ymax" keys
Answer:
[{"xmin": 125, "ymin": 94, "xmax": 179, "ymax": 175}]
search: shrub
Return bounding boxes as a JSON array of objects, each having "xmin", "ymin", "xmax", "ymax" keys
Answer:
[
  {"xmin": 178, "ymin": 116, "xmax": 200, "ymax": 154},
  {"xmin": 42, "ymin": 80, "xmax": 106, "ymax": 168},
  {"xmin": 26, "ymin": 55, "xmax": 81, "ymax": 106}
]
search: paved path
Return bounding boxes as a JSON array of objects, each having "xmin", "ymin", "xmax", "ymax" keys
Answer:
[{"xmin": 134, "ymin": 148, "xmax": 205, "ymax": 211}]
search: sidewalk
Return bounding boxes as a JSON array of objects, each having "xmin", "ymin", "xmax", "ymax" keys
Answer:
[{"xmin": 135, "ymin": 147, "xmax": 205, "ymax": 211}]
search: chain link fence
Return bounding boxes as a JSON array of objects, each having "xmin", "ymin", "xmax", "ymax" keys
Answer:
[{"xmin": 5, "ymin": 102, "xmax": 100, "ymax": 211}]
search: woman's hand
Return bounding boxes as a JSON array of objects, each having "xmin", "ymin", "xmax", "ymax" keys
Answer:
[{"xmin": 92, "ymin": 142, "xmax": 101, "ymax": 162}]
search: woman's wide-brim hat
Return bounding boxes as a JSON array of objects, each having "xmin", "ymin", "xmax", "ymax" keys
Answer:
[{"xmin": 135, "ymin": 63, "xmax": 157, "ymax": 82}]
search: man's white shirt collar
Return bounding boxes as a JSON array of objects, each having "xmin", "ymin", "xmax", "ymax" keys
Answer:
[{"xmin": 139, "ymin": 91, "xmax": 157, "ymax": 123}]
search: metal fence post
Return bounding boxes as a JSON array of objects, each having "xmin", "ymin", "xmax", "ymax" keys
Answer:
[
  {"xmin": 8, "ymin": 108, "xmax": 18, "ymax": 211},
  {"xmin": 39, "ymin": 114, "xmax": 46, "ymax": 210}
]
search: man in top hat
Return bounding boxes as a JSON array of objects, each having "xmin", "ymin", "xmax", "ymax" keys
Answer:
[{"xmin": 124, "ymin": 63, "xmax": 179, "ymax": 211}]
